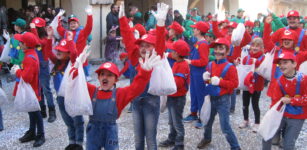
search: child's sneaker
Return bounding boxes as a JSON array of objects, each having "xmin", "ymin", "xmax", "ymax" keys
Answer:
[
  {"xmin": 182, "ymin": 114, "xmax": 198, "ymax": 123},
  {"xmin": 238, "ymin": 120, "xmax": 249, "ymax": 129},
  {"xmin": 194, "ymin": 119, "xmax": 203, "ymax": 129},
  {"xmin": 252, "ymin": 124, "xmax": 259, "ymax": 133}
]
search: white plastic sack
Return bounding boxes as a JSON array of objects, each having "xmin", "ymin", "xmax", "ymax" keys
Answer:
[
  {"xmin": 231, "ymin": 23, "xmax": 245, "ymax": 46},
  {"xmin": 200, "ymin": 96, "xmax": 211, "ymax": 125},
  {"xmin": 0, "ymin": 37, "xmax": 11, "ymax": 62},
  {"xmin": 299, "ymin": 61, "xmax": 307, "ymax": 75},
  {"xmin": 50, "ymin": 15, "xmax": 62, "ymax": 40},
  {"xmin": 236, "ymin": 61, "xmax": 255, "ymax": 90},
  {"xmin": 160, "ymin": 96, "xmax": 168, "ymax": 113},
  {"xmin": 241, "ymin": 45, "xmax": 250, "ymax": 62},
  {"xmin": 14, "ymin": 78, "xmax": 41, "ymax": 112},
  {"xmin": 255, "ymin": 48, "xmax": 276, "ymax": 81},
  {"xmin": 58, "ymin": 61, "xmax": 72, "ymax": 96},
  {"xmin": 64, "ymin": 59, "xmax": 93, "ymax": 117},
  {"xmin": 258, "ymin": 101, "xmax": 285, "ymax": 141},
  {"xmin": 0, "ymin": 87, "xmax": 8, "ymax": 106},
  {"xmin": 148, "ymin": 57, "xmax": 177, "ymax": 96}
]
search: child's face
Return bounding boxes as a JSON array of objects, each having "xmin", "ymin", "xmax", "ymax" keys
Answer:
[
  {"xmin": 228, "ymin": 27, "xmax": 234, "ymax": 35},
  {"xmin": 98, "ymin": 69, "xmax": 117, "ymax": 91},
  {"xmin": 246, "ymin": 26, "xmax": 253, "ymax": 34},
  {"xmin": 171, "ymin": 51, "xmax": 179, "ymax": 60},
  {"xmin": 214, "ymin": 44, "xmax": 227, "ymax": 60},
  {"xmin": 56, "ymin": 50, "xmax": 70, "ymax": 60},
  {"xmin": 110, "ymin": 31, "xmax": 116, "ymax": 37},
  {"xmin": 14, "ymin": 25, "xmax": 21, "ymax": 32},
  {"xmin": 19, "ymin": 42, "xmax": 27, "ymax": 50},
  {"xmin": 69, "ymin": 21, "xmax": 79, "ymax": 30},
  {"xmin": 193, "ymin": 28, "xmax": 200, "ymax": 36},
  {"xmin": 279, "ymin": 60, "xmax": 296, "ymax": 75},
  {"xmin": 250, "ymin": 43, "xmax": 263, "ymax": 54},
  {"xmin": 139, "ymin": 42, "xmax": 154, "ymax": 58},
  {"xmin": 282, "ymin": 39, "xmax": 294, "ymax": 49},
  {"xmin": 168, "ymin": 29, "xmax": 175, "ymax": 37}
]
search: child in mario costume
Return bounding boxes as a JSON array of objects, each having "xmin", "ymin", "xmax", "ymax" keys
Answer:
[
  {"xmin": 198, "ymin": 38, "xmax": 241, "ymax": 150},
  {"xmin": 183, "ymin": 21, "xmax": 210, "ymax": 129},
  {"xmin": 70, "ymin": 51, "xmax": 160, "ymax": 150},
  {"xmin": 159, "ymin": 40, "xmax": 190, "ymax": 150},
  {"xmin": 10, "ymin": 32, "xmax": 46, "ymax": 147},
  {"xmin": 262, "ymin": 52, "xmax": 307, "ymax": 150},
  {"xmin": 57, "ymin": 5, "xmax": 93, "ymax": 79}
]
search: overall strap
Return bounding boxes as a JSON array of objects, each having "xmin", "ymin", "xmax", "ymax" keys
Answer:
[
  {"xmin": 297, "ymin": 29, "xmax": 305, "ymax": 48},
  {"xmin": 174, "ymin": 73, "xmax": 189, "ymax": 90},
  {"xmin": 208, "ymin": 61, "xmax": 213, "ymax": 74},
  {"xmin": 296, "ymin": 73, "xmax": 303, "ymax": 95},
  {"xmin": 92, "ymin": 88, "xmax": 98, "ymax": 102},
  {"xmin": 220, "ymin": 63, "xmax": 233, "ymax": 78},
  {"xmin": 74, "ymin": 27, "xmax": 83, "ymax": 43},
  {"xmin": 277, "ymin": 78, "xmax": 287, "ymax": 96},
  {"xmin": 228, "ymin": 44, "xmax": 234, "ymax": 56},
  {"xmin": 111, "ymin": 87, "xmax": 117, "ymax": 102}
]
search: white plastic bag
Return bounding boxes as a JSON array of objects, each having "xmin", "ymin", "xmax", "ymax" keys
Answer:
[
  {"xmin": 160, "ymin": 96, "xmax": 168, "ymax": 113},
  {"xmin": 258, "ymin": 101, "xmax": 285, "ymax": 141},
  {"xmin": 50, "ymin": 9, "xmax": 65, "ymax": 40},
  {"xmin": 58, "ymin": 61, "xmax": 72, "ymax": 96},
  {"xmin": 255, "ymin": 48, "xmax": 275, "ymax": 81},
  {"xmin": 231, "ymin": 23, "xmax": 245, "ymax": 46},
  {"xmin": 64, "ymin": 59, "xmax": 93, "ymax": 117},
  {"xmin": 148, "ymin": 57, "xmax": 177, "ymax": 96},
  {"xmin": 0, "ymin": 37, "xmax": 11, "ymax": 62},
  {"xmin": 236, "ymin": 61, "xmax": 255, "ymax": 90},
  {"xmin": 299, "ymin": 61, "xmax": 307, "ymax": 75},
  {"xmin": 0, "ymin": 87, "xmax": 8, "ymax": 106},
  {"xmin": 200, "ymin": 96, "xmax": 211, "ymax": 125},
  {"xmin": 14, "ymin": 78, "xmax": 41, "ymax": 112}
]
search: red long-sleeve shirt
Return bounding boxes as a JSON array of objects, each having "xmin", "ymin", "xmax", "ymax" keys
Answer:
[
  {"xmin": 87, "ymin": 68, "xmax": 151, "ymax": 117},
  {"xmin": 57, "ymin": 15, "xmax": 93, "ymax": 62},
  {"xmin": 30, "ymin": 28, "xmax": 49, "ymax": 61},
  {"xmin": 169, "ymin": 60, "xmax": 190, "ymax": 97},
  {"xmin": 191, "ymin": 40, "xmax": 209, "ymax": 67},
  {"xmin": 242, "ymin": 52, "xmax": 265, "ymax": 91},
  {"xmin": 13, "ymin": 49, "xmax": 41, "ymax": 101},
  {"xmin": 270, "ymin": 74, "xmax": 307, "ymax": 119},
  {"xmin": 206, "ymin": 59, "xmax": 238, "ymax": 95}
]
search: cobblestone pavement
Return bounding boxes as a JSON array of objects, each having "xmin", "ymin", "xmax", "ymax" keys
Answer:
[{"xmin": 0, "ymin": 64, "xmax": 306, "ymax": 150}]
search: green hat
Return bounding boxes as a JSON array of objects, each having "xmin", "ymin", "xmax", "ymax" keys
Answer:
[
  {"xmin": 12, "ymin": 18, "xmax": 26, "ymax": 28},
  {"xmin": 192, "ymin": 8, "xmax": 198, "ymax": 11},
  {"xmin": 205, "ymin": 30, "xmax": 215, "ymax": 38},
  {"xmin": 134, "ymin": 12, "xmax": 142, "ymax": 19},
  {"xmin": 237, "ymin": 8, "xmax": 245, "ymax": 13}
]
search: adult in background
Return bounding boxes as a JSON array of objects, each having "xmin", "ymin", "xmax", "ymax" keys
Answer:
[
  {"xmin": 106, "ymin": 4, "xmax": 119, "ymax": 35},
  {"xmin": 174, "ymin": 10, "xmax": 184, "ymax": 25}
]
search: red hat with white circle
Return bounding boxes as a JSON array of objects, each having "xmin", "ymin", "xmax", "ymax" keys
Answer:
[
  {"xmin": 280, "ymin": 30, "xmax": 298, "ymax": 43},
  {"xmin": 95, "ymin": 62, "xmax": 120, "ymax": 78},
  {"xmin": 31, "ymin": 17, "xmax": 46, "ymax": 27},
  {"xmin": 171, "ymin": 40, "xmax": 190, "ymax": 56},
  {"xmin": 226, "ymin": 22, "xmax": 238, "ymax": 28},
  {"xmin": 244, "ymin": 21, "xmax": 254, "ymax": 27},
  {"xmin": 135, "ymin": 34, "xmax": 156, "ymax": 45},
  {"xmin": 14, "ymin": 32, "xmax": 40, "ymax": 48},
  {"xmin": 55, "ymin": 39, "xmax": 70, "ymax": 52},
  {"xmin": 190, "ymin": 21, "xmax": 210, "ymax": 33},
  {"xmin": 169, "ymin": 21, "xmax": 184, "ymax": 34},
  {"xmin": 287, "ymin": 10, "xmax": 299, "ymax": 18},
  {"xmin": 273, "ymin": 52, "xmax": 297, "ymax": 64},
  {"xmin": 210, "ymin": 38, "xmax": 230, "ymax": 49}
]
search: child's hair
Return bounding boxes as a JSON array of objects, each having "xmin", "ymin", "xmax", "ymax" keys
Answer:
[
  {"xmin": 36, "ymin": 26, "xmax": 47, "ymax": 39},
  {"xmin": 251, "ymin": 37, "xmax": 264, "ymax": 48}
]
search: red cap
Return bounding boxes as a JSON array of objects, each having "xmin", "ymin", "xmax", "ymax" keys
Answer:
[
  {"xmin": 244, "ymin": 72, "xmax": 255, "ymax": 94},
  {"xmin": 169, "ymin": 21, "xmax": 184, "ymax": 34},
  {"xmin": 210, "ymin": 38, "xmax": 230, "ymax": 49},
  {"xmin": 304, "ymin": 16, "xmax": 307, "ymax": 20},
  {"xmin": 119, "ymin": 52, "xmax": 128, "ymax": 60},
  {"xmin": 68, "ymin": 17, "xmax": 79, "ymax": 23},
  {"xmin": 55, "ymin": 39, "xmax": 70, "ymax": 52},
  {"xmin": 190, "ymin": 21, "xmax": 210, "ymax": 33},
  {"xmin": 95, "ymin": 62, "xmax": 120, "ymax": 78},
  {"xmin": 274, "ymin": 52, "xmax": 296, "ymax": 64},
  {"xmin": 148, "ymin": 28, "xmax": 168, "ymax": 36},
  {"xmin": 32, "ymin": 17, "xmax": 46, "ymax": 27},
  {"xmin": 218, "ymin": 20, "xmax": 225, "ymax": 25},
  {"xmin": 279, "ymin": 14, "xmax": 285, "ymax": 18},
  {"xmin": 224, "ymin": 19, "xmax": 230, "ymax": 24},
  {"xmin": 14, "ymin": 32, "xmax": 40, "ymax": 48},
  {"xmin": 226, "ymin": 22, "xmax": 238, "ymax": 28},
  {"xmin": 287, "ymin": 10, "xmax": 299, "ymax": 18},
  {"xmin": 172, "ymin": 40, "xmax": 190, "ymax": 56},
  {"xmin": 134, "ymin": 24, "xmax": 146, "ymax": 37},
  {"xmin": 280, "ymin": 30, "xmax": 298, "ymax": 42},
  {"xmin": 135, "ymin": 34, "xmax": 156, "ymax": 45},
  {"xmin": 244, "ymin": 21, "xmax": 254, "ymax": 27}
]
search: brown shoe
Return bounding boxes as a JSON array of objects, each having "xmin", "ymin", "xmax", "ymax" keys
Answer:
[{"xmin": 197, "ymin": 139, "xmax": 211, "ymax": 149}]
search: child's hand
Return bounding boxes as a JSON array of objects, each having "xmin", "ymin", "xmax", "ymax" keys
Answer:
[
  {"xmin": 2, "ymin": 30, "xmax": 10, "ymax": 40},
  {"xmin": 66, "ymin": 31, "xmax": 73, "ymax": 41},
  {"xmin": 139, "ymin": 50, "xmax": 161, "ymax": 71},
  {"xmin": 30, "ymin": 23, "xmax": 36, "ymax": 29},
  {"xmin": 211, "ymin": 76, "xmax": 220, "ymax": 85},
  {"xmin": 85, "ymin": 5, "xmax": 93, "ymax": 15},
  {"xmin": 152, "ymin": 3, "xmax": 169, "ymax": 26},
  {"xmin": 184, "ymin": 59, "xmax": 191, "ymax": 64},
  {"xmin": 281, "ymin": 97, "xmax": 291, "ymax": 104}
]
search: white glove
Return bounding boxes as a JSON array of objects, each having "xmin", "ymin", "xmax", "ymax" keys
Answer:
[
  {"xmin": 211, "ymin": 76, "xmax": 220, "ymax": 86},
  {"xmin": 2, "ymin": 30, "xmax": 10, "ymax": 40},
  {"xmin": 203, "ymin": 71, "xmax": 211, "ymax": 81},
  {"xmin": 10, "ymin": 65, "xmax": 20, "ymax": 75},
  {"xmin": 139, "ymin": 50, "xmax": 161, "ymax": 71},
  {"xmin": 85, "ymin": 5, "xmax": 93, "ymax": 15},
  {"xmin": 152, "ymin": 3, "xmax": 169, "ymax": 26},
  {"xmin": 119, "ymin": 2, "xmax": 125, "ymax": 18},
  {"xmin": 56, "ymin": 9, "xmax": 65, "ymax": 17}
]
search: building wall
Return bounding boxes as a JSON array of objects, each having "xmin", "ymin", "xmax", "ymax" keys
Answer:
[{"xmin": 6, "ymin": 0, "xmax": 22, "ymax": 10}]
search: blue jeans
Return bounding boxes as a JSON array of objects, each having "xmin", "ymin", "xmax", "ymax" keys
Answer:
[
  {"xmin": 39, "ymin": 61, "xmax": 54, "ymax": 108},
  {"xmin": 57, "ymin": 96, "xmax": 84, "ymax": 145},
  {"xmin": 132, "ymin": 96, "xmax": 160, "ymax": 150},
  {"xmin": 167, "ymin": 96, "xmax": 186, "ymax": 145},
  {"xmin": 28, "ymin": 111, "xmax": 44, "ymax": 135},
  {"xmin": 86, "ymin": 122, "xmax": 119, "ymax": 150},
  {"xmin": 262, "ymin": 117, "xmax": 305, "ymax": 150},
  {"xmin": 0, "ymin": 107, "xmax": 3, "ymax": 130},
  {"xmin": 230, "ymin": 90, "xmax": 236, "ymax": 111},
  {"xmin": 203, "ymin": 95, "xmax": 240, "ymax": 150}
]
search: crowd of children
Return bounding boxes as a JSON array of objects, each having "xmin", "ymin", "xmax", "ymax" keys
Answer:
[{"xmin": 0, "ymin": 2, "xmax": 306, "ymax": 150}]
